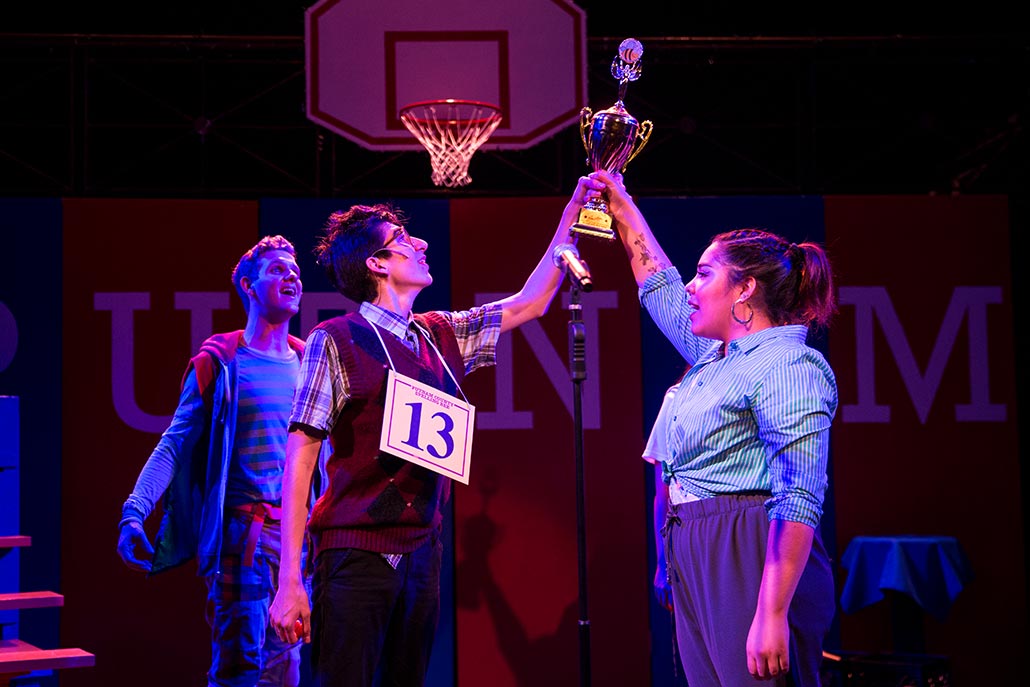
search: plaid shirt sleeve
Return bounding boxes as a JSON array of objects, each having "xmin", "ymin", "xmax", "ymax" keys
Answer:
[
  {"xmin": 433, "ymin": 303, "xmax": 503, "ymax": 374},
  {"xmin": 290, "ymin": 328, "xmax": 350, "ymax": 437}
]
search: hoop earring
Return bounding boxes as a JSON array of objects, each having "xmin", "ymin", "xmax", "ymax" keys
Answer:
[{"xmin": 731, "ymin": 299, "xmax": 754, "ymax": 326}]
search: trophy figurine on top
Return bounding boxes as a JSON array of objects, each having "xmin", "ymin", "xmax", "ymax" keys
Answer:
[{"xmin": 571, "ymin": 38, "xmax": 653, "ymax": 241}]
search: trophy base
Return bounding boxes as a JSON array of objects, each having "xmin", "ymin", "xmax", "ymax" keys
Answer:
[{"xmin": 571, "ymin": 207, "xmax": 616, "ymax": 241}]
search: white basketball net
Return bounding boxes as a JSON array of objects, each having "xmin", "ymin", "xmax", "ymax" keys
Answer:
[{"xmin": 400, "ymin": 100, "xmax": 502, "ymax": 188}]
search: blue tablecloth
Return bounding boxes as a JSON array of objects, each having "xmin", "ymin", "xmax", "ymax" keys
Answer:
[{"xmin": 840, "ymin": 535, "xmax": 974, "ymax": 621}]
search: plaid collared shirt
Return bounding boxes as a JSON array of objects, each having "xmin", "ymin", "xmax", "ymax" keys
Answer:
[
  {"xmin": 289, "ymin": 301, "xmax": 503, "ymax": 566},
  {"xmin": 290, "ymin": 301, "xmax": 502, "ymax": 437}
]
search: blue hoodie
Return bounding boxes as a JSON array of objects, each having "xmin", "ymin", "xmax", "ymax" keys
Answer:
[{"xmin": 121, "ymin": 330, "xmax": 328, "ymax": 576}]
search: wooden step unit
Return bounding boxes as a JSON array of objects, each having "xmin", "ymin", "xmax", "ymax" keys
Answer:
[
  {"xmin": 0, "ymin": 592, "xmax": 63, "ymax": 612},
  {"xmin": 0, "ymin": 538, "xmax": 29, "ymax": 550},
  {"xmin": 1, "ymin": 397, "xmax": 95, "ymax": 683},
  {"xmin": 0, "ymin": 537, "xmax": 95, "ymax": 685},
  {"xmin": 0, "ymin": 638, "xmax": 94, "ymax": 686}
]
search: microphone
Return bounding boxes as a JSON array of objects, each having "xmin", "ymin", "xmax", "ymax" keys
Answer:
[{"xmin": 552, "ymin": 243, "xmax": 594, "ymax": 292}]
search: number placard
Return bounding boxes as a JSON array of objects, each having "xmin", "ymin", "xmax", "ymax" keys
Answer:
[{"xmin": 379, "ymin": 370, "xmax": 476, "ymax": 484}]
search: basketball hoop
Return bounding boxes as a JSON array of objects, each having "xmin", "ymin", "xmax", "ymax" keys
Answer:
[{"xmin": 399, "ymin": 99, "xmax": 502, "ymax": 188}]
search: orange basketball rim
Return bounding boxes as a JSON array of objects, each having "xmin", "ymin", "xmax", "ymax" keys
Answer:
[{"xmin": 399, "ymin": 99, "xmax": 503, "ymax": 188}]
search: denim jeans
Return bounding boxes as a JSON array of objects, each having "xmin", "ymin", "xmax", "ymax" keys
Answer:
[{"xmin": 205, "ymin": 509, "xmax": 306, "ymax": 687}]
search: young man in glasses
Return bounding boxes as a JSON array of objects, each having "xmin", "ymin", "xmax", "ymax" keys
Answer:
[{"xmin": 270, "ymin": 176, "xmax": 603, "ymax": 687}]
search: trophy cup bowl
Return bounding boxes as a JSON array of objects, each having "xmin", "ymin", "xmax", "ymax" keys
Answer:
[
  {"xmin": 571, "ymin": 39, "xmax": 653, "ymax": 241},
  {"xmin": 586, "ymin": 103, "xmax": 642, "ymax": 174}
]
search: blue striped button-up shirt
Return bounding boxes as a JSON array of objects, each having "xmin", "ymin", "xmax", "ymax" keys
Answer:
[{"xmin": 640, "ymin": 267, "xmax": 838, "ymax": 527}]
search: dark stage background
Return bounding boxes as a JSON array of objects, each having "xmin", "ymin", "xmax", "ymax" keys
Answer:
[{"xmin": 1, "ymin": 2, "xmax": 1027, "ymax": 686}]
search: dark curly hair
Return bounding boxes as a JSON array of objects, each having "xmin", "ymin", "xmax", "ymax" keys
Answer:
[
  {"xmin": 711, "ymin": 228, "xmax": 836, "ymax": 329},
  {"xmin": 314, "ymin": 204, "xmax": 405, "ymax": 303}
]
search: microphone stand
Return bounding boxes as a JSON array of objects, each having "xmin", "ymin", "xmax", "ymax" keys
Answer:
[{"xmin": 567, "ymin": 280, "xmax": 591, "ymax": 687}]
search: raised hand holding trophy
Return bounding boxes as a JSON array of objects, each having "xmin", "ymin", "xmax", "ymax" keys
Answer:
[{"xmin": 571, "ymin": 38, "xmax": 653, "ymax": 241}]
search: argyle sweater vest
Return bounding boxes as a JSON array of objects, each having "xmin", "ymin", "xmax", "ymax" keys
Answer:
[{"xmin": 308, "ymin": 311, "xmax": 466, "ymax": 555}]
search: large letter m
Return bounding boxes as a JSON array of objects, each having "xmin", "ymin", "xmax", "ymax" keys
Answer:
[{"xmin": 840, "ymin": 286, "xmax": 1005, "ymax": 424}]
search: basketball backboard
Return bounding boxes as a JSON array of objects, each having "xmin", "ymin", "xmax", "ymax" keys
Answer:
[{"xmin": 305, "ymin": 0, "xmax": 587, "ymax": 151}]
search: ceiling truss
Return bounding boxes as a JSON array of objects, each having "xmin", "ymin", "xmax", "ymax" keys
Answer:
[{"xmin": 0, "ymin": 33, "xmax": 1025, "ymax": 199}]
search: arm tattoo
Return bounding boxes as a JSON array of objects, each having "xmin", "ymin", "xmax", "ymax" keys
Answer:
[{"xmin": 633, "ymin": 234, "xmax": 669, "ymax": 275}]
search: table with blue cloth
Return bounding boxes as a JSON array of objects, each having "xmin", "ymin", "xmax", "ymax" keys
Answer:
[{"xmin": 840, "ymin": 535, "xmax": 974, "ymax": 653}]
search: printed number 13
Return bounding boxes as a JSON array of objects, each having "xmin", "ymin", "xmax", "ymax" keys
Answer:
[{"xmin": 401, "ymin": 402, "xmax": 455, "ymax": 459}]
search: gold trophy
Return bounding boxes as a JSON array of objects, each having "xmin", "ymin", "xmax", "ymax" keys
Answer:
[{"xmin": 572, "ymin": 38, "xmax": 653, "ymax": 241}]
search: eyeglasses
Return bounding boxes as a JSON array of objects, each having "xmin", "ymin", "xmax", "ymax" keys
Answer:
[{"xmin": 381, "ymin": 227, "xmax": 417, "ymax": 252}]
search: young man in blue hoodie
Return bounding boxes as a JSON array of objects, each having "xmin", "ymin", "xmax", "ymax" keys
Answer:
[{"xmin": 117, "ymin": 235, "xmax": 326, "ymax": 687}]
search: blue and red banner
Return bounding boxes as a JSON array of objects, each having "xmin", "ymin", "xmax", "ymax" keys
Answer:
[{"xmin": 0, "ymin": 193, "xmax": 1019, "ymax": 687}]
